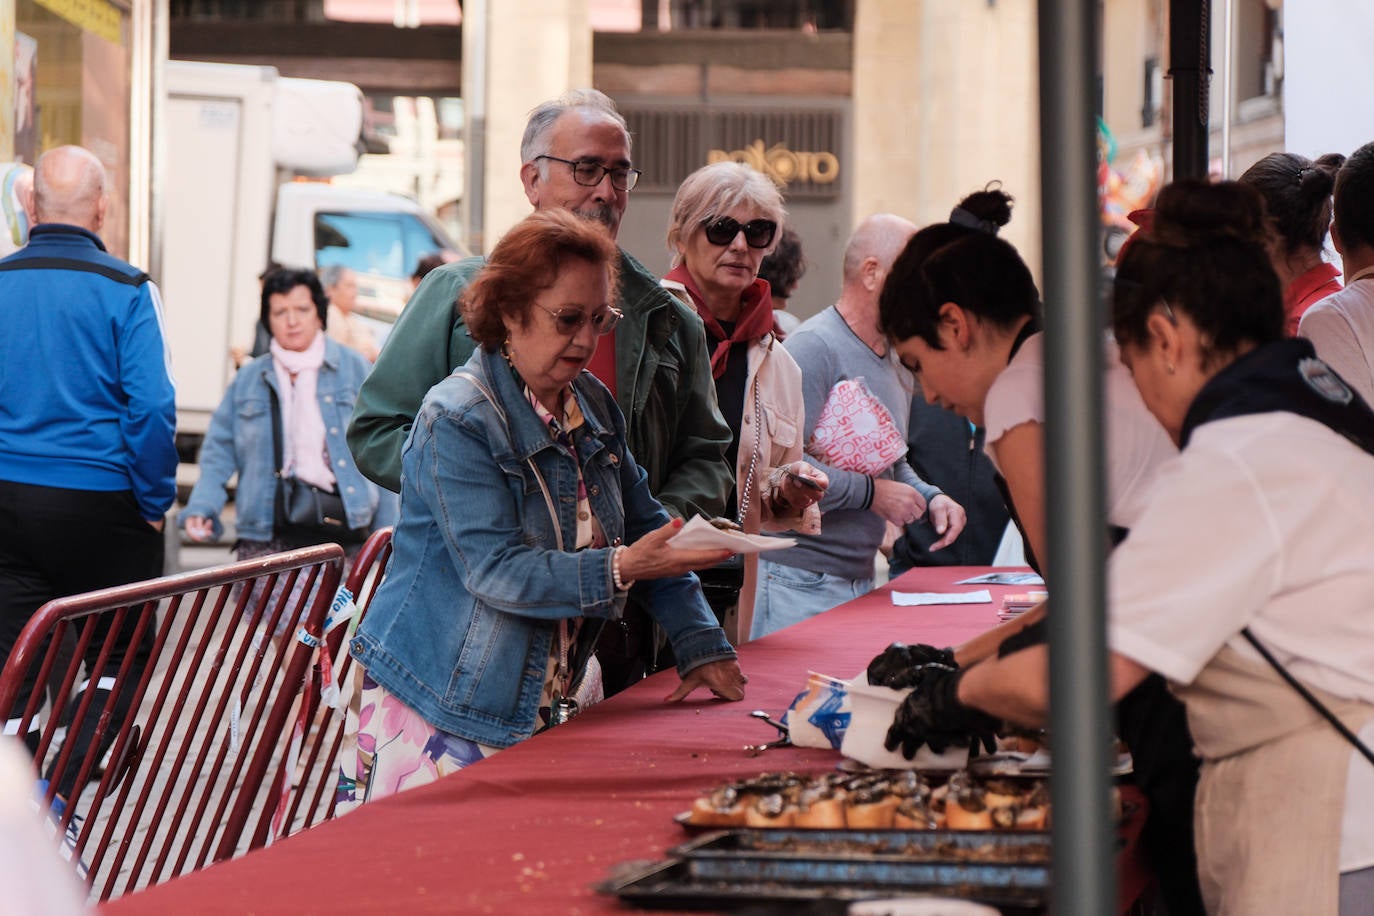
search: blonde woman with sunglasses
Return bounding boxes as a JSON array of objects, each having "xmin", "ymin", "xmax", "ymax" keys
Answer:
[{"xmin": 659, "ymin": 162, "xmax": 829, "ymax": 643}]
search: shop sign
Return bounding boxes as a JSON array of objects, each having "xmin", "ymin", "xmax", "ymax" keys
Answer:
[
  {"xmin": 32, "ymin": 0, "xmax": 122, "ymax": 45},
  {"xmin": 707, "ymin": 139, "xmax": 840, "ymax": 187}
]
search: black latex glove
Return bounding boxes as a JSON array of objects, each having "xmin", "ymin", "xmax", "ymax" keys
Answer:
[
  {"xmin": 997, "ymin": 617, "xmax": 1048, "ymax": 658},
  {"xmin": 883, "ymin": 663, "xmax": 1000, "ymax": 760},
  {"xmin": 865, "ymin": 642, "xmax": 957, "ymax": 689}
]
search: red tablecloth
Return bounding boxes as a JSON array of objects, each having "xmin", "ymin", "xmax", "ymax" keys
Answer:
[{"xmin": 102, "ymin": 566, "xmax": 1147, "ymax": 914}]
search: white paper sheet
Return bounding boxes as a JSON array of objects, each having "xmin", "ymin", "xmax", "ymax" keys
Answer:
[
  {"xmin": 665, "ymin": 515, "xmax": 797, "ymax": 553},
  {"xmin": 890, "ymin": 589, "xmax": 993, "ymax": 607}
]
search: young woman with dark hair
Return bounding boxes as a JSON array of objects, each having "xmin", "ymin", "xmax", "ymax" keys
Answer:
[{"xmin": 1239, "ymin": 151, "xmax": 1345, "ymax": 334}]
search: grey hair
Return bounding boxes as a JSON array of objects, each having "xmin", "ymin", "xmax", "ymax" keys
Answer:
[
  {"xmin": 318, "ymin": 264, "xmax": 352, "ymax": 288},
  {"xmin": 666, "ymin": 162, "xmax": 787, "ymax": 266},
  {"xmin": 32, "ymin": 146, "xmax": 105, "ymax": 228},
  {"xmin": 520, "ymin": 89, "xmax": 631, "ymax": 172}
]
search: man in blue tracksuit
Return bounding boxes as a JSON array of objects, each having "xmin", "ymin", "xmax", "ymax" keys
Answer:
[{"xmin": 0, "ymin": 146, "xmax": 176, "ymax": 802}]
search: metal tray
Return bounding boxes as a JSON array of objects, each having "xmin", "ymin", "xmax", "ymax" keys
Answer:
[
  {"xmin": 670, "ymin": 827, "xmax": 1053, "ymax": 865},
  {"xmin": 598, "ymin": 855, "xmax": 1047, "ymax": 913}
]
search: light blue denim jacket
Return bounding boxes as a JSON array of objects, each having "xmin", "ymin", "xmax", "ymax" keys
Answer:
[
  {"xmin": 350, "ymin": 347, "xmax": 736, "ymax": 747},
  {"xmin": 182, "ymin": 339, "xmax": 397, "ymax": 541}
]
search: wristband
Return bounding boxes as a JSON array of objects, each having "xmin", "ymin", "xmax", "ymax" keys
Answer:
[{"xmin": 612, "ymin": 545, "xmax": 635, "ymax": 592}]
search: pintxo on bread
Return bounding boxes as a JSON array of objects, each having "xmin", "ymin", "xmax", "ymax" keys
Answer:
[{"xmin": 683, "ymin": 768, "xmax": 1089, "ymax": 831}]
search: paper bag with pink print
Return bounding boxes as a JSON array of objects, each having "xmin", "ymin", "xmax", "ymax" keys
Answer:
[{"xmin": 807, "ymin": 377, "xmax": 907, "ymax": 475}]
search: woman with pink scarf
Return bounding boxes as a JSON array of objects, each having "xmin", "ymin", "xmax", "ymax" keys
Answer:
[{"xmin": 182, "ymin": 268, "xmax": 395, "ymax": 584}]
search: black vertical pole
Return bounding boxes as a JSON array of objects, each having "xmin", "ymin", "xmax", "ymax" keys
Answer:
[
  {"xmin": 1169, "ymin": 0, "xmax": 1211, "ymax": 179},
  {"xmin": 1038, "ymin": 0, "xmax": 1117, "ymax": 912}
]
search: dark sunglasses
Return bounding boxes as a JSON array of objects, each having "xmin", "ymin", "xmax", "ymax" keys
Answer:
[{"xmin": 701, "ymin": 216, "xmax": 778, "ymax": 249}]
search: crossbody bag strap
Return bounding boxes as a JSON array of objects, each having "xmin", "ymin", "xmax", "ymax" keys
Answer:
[
  {"xmin": 452, "ymin": 368, "xmax": 563, "ymax": 552},
  {"xmin": 268, "ymin": 385, "xmax": 284, "ymax": 474},
  {"xmin": 268, "ymin": 385, "xmax": 290, "ymax": 530},
  {"xmin": 1240, "ymin": 627, "xmax": 1374, "ymax": 768}
]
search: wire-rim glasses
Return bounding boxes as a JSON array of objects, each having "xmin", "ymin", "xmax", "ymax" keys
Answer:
[
  {"xmin": 533, "ymin": 302, "xmax": 624, "ymax": 336},
  {"xmin": 535, "ymin": 155, "xmax": 641, "ymax": 192}
]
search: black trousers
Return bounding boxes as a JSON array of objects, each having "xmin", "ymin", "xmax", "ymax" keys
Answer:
[{"xmin": 0, "ymin": 479, "xmax": 163, "ymax": 798}]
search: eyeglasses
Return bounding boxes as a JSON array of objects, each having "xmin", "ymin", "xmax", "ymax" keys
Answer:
[
  {"xmin": 533, "ymin": 302, "xmax": 624, "ymax": 336},
  {"xmin": 535, "ymin": 155, "xmax": 641, "ymax": 192},
  {"xmin": 701, "ymin": 216, "xmax": 778, "ymax": 249}
]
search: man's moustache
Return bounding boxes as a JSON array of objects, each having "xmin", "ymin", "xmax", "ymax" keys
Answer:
[{"xmin": 573, "ymin": 206, "xmax": 614, "ymax": 228}]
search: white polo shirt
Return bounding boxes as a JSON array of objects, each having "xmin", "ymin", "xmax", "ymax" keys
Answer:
[
  {"xmin": 1107, "ymin": 411, "xmax": 1374, "ymax": 870},
  {"xmin": 1299, "ymin": 273, "xmax": 1374, "ymax": 409},
  {"xmin": 982, "ymin": 332, "xmax": 1177, "ymax": 530}
]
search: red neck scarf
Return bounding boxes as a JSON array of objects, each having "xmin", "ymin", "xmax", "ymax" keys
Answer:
[{"xmin": 664, "ymin": 264, "xmax": 776, "ymax": 379}]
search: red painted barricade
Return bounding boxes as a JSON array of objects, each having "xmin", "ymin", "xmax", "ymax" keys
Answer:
[{"xmin": 0, "ymin": 544, "xmax": 345, "ymax": 901}]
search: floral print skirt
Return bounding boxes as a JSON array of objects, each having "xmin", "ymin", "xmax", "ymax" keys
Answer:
[
  {"xmin": 334, "ymin": 672, "xmax": 497, "ymax": 814},
  {"xmin": 334, "ymin": 654, "xmax": 604, "ymax": 815}
]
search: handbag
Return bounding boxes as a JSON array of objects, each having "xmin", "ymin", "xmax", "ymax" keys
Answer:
[{"xmin": 269, "ymin": 387, "xmax": 368, "ymax": 545}]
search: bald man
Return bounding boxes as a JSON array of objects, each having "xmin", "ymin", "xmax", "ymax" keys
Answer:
[
  {"xmin": 0, "ymin": 146, "xmax": 175, "ymax": 802},
  {"xmin": 750, "ymin": 215, "xmax": 968, "ymax": 638}
]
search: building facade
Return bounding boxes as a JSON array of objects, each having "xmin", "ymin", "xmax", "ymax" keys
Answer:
[{"xmin": 3, "ymin": 0, "xmax": 162, "ymax": 264}]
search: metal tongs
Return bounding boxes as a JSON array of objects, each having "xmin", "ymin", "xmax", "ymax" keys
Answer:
[{"xmin": 744, "ymin": 709, "xmax": 793, "ymax": 756}]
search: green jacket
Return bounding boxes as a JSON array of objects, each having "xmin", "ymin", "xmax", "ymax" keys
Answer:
[{"xmin": 346, "ymin": 249, "xmax": 734, "ymax": 521}]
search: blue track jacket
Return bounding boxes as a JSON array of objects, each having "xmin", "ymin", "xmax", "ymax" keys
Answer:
[{"xmin": 0, "ymin": 224, "xmax": 177, "ymax": 520}]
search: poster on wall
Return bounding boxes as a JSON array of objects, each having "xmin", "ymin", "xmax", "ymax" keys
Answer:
[
  {"xmin": 0, "ymin": 18, "xmax": 12, "ymax": 161},
  {"xmin": 14, "ymin": 32, "xmax": 37, "ymax": 165}
]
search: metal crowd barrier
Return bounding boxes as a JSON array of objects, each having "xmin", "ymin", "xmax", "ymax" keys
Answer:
[{"xmin": 0, "ymin": 543, "xmax": 345, "ymax": 900}]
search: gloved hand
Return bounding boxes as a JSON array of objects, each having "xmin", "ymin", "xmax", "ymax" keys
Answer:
[
  {"xmin": 883, "ymin": 663, "xmax": 1000, "ymax": 760},
  {"xmin": 865, "ymin": 642, "xmax": 957, "ymax": 689}
]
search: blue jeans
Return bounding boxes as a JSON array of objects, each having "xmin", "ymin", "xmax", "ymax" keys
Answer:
[{"xmin": 750, "ymin": 559, "xmax": 873, "ymax": 640}]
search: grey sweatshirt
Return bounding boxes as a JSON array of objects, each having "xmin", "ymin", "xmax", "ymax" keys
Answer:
[{"xmin": 764, "ymin": 306, "xmax": 942, "ymax": 580}]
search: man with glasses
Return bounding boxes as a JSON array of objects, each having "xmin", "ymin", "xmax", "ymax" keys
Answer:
[
  {"xmin": 348, "ymin": 88, "xmax": 733, "ymax": 695},
  {"xmin": 750, "ymin": 214, "xmax": 968, "ymax": 638}
]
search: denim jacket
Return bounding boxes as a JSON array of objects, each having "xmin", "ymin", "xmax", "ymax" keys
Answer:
[
  {"xmin": 182, "ymin": 338, "xmax": 397, "ymax": 541},
  {"xmin": 350, "ymin": 346, "xmax": 736, "ymax": 747}
]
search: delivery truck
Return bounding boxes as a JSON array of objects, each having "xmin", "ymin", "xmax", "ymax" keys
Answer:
[{"xmin": 160, "ymin": 60, "xmax": 462, "ymax": 464}]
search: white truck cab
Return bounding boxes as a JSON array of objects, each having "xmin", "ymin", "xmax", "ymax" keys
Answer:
[{"xmin": 272, "ymin": 182, "xmax": 456, "ymax": 324}]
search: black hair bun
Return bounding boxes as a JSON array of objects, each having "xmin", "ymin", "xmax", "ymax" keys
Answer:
[
  {"xmin": 1297, "ymin": 153, "xmax": 1343, "ymax": 199},
  {"xmin": 1150, "ymin": 179, "xmax": 1270, "ymax": 249},
  {"xmin": 955, "ymin": 184, "xmax": 1014, "ymax": 231}
]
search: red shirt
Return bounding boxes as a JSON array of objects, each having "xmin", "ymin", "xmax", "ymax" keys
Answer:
[
  {"xmin": 586, "ymin": 330, "xmax": 616, "ymax": 398},
  {"xmin": 1284, "ymin": 261, "xmax": 1342, "ymax": 336}
]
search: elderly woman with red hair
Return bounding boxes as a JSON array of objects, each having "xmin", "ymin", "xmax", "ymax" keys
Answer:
[{"xmin": 343, "ymin": 210, "xmax": 746, "ymax": 806}]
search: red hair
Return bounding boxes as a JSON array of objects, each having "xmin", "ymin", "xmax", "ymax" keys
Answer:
[{"xmin": 462, "ymin": 210, "xmax": 620, "ymax": 347}]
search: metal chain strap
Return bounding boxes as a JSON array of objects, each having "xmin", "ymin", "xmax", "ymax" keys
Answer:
[{"xmin": 735, "ymin": 373, "xmax": 764, "ymax": 527}]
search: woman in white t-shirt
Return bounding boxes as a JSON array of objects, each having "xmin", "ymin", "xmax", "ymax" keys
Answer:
[
  {"xmin": 895, "ymin": 180, "xmax": 1374, "ymax": 915},
  {"xmin": 876, "ymin": 189, "xmax": 1174, "ymax": 576}
]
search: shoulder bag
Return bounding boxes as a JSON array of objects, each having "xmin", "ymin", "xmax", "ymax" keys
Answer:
[{"xmin": 270, "ymin": 386, "xmax": 368, "ymax": 545}]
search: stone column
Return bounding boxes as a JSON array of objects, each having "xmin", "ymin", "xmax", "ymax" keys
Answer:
[
  {"xmin": 462, "ymin": 0, "xmax": 592, "ymax": 254},
  {"xmin": 851, "ymin": 0, "xmax": 1042, "ymax": 275}
]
